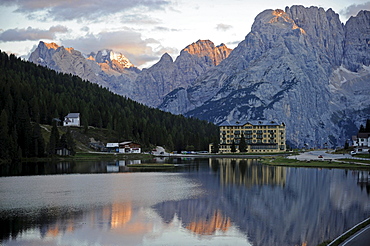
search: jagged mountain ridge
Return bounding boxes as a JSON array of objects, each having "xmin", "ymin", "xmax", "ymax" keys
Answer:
[
  {"xmin": 29, "ymin": 41, "xmax": 139, "ymax": 97},
  {"xmin": 29, "ymin": 40, "xmax": 231, "ymax": 110},
  {"xmin": 160, "ymin": 6, "xmax": 370, "ymax": 148},
  {"xmin": 132, "ymin": 40, "xmax": 232, "ymax": 108}
]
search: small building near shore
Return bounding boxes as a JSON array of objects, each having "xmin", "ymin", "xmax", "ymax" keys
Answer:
[
  {"xmin": 106, "ymin": 143, "xmax": 119, "ymax": 152},
  {"xmin": 106, "ymin": 141, "xmax": 141, "ymax": 153},
  {"xmin": 119, "ymin": 141, "xmax": 141, "ymax": 153}
]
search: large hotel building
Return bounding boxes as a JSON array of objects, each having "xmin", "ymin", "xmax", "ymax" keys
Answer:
[{"xmin": 217, "ymin": 120, "xmax": 286, "ymax": 153}]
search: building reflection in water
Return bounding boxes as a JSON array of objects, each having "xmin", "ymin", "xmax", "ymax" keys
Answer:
[
  {"xmin": 154, "ymin": 158, "xmax": 288, "ymax": 240},
  {"xmin": 356, "ymin": 171, "xmax": 370, "ymax": 193},
  {"xmin": 209, "ymin": 158, "xmax": 286, "ymax": 187}
]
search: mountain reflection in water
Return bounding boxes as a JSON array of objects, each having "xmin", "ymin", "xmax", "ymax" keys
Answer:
[{"xmin": 0, "ymin": 158, "xmax": 369, "ymax": 246}]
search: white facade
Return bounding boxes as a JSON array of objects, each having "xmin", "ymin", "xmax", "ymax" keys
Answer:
[
  {"xmin": 352, "ymin": 131, "xmax": 370, "ymax": 155},
  {"xmin": 106, "ymin": 143, "xmax": 119, "ymax": 148},
  {"xmin": 353, "ymin": 134, "xmax": 370, "ymax": 147},
  {"xmin": 63, "ymin": 113, "xmax": 80, "ymax": 127}
]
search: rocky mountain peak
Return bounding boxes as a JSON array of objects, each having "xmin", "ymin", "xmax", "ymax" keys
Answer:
[
  {"xmin": 251, "ymin": 8, "xmax": 307, "ymax": 37},
  {"xmin": 93, "ymin": 49, "xmax": 134, "ymax": 75},
  {"xmin": 182, "ymin": 40, "xmax": 232, "ymax": 66},
  {"xmin": 184, "ymin": 40, "xmax": 215, "ymax": 55},
  {"xmin": 95, "ymin": 49, "xmax": 133, "ymax": 68},
  {"xmin": 42, "ymin": 42, "xmax": 60, "ymax": 50},
  {"xmin": 268, "ymin": 9, "xmax": 293, "ymax": 24},
  {"xmin": 158, "ymin": 53, "xmax": 174, "ymax": 63},
  {"xmin": 267, "ymin": 9, "xmax": 306, "ymax": 34}
]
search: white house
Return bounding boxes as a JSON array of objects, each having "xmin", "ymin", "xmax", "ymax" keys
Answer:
[
  {"xmin": 63, "ymin": 113, "xmax": 80, "ymax": 127},
  {"xmin": 353, "ymin": 133, "xmax": 370, "ymax": 147},
  {"xmin": 352, "ymin": 132, "xmax": 370, "ymax": 155}
]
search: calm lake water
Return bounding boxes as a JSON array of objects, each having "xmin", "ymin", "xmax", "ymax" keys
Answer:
[{"xmin": 0, "ymin": 157, "xmax": 369, "ymax": 246}]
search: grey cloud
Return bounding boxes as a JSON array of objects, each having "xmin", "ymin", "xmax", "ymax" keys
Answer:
[
  {"xmin": 340, "ymin": 1, "xmax": 370, "ymax": 18},
  {"xmin": 227, "ymin": 40, "xmax": 242, "ymax": 47},
  {"xmin": 153, "ymin": 26, "xmax": 180, "ymax": 32},
  {"xmin": 80, "ymin": 26, "xmax": 90, "ymax": 32},
  {"xmin": 1, "ymin": 0, "xmax": 170, "ymax": 21},
  {"xmin": 216, "ymin": 23, "xmax": 233, "ymax": 31},
  {"xmin": 49, "ymin": 25, "xmax": 68, "ymax": 33},
  {"xmin": 0, "ymin": 25, "xmax": 68, "ymax": 42},
  {"xmin": 62, "ymin": 29, "xmax": 161, "ymax": 66},
  {"xmin": 154, "ymin": 45, "xmax": 178, "ymax": 56},
  {"xmin": 121, "ymin": 14, "xmax": 161, "ymax": 25}
]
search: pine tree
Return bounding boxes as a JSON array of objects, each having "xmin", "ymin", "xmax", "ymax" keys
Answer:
[
  {"xmin": 48, "ymin": 121, "xmax": 59, "ymax": 156},
  {"xmin": 359, "ymin": 125, "xmax": 365, "ymax": 133},
  {"xmin": 366, "ymin": 119, "xmax": 370, "ymax": 132},
  {"xmin": 16, "ymin": 100, "xmax": 33, "ymax": 157},
  {"xmin": 212, "ymin": 142, "xmax": 219, "ymax": 153},
  {"xmin": 344, "ymin": 140, "xmax": 349, "ymax": 150},
  {"xmin": 31, "ymin": 123, "xmax": 45, "ymax": 157},
  {"xmin": 65, "ymin": 128, "xmax": 76, "ymax": 155},
  {"xmin": 0, "ymin": 109, "xmax": 10, "ymax": 160},
  {"xmin": 231, "ymin": 140, "xmax": 236, "ymax": 153},
  {"xmin": 239, "ymin": 134, "xmax": 247, "ymax": 153}
]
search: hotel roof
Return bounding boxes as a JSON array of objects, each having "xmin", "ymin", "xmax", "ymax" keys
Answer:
[{"xmin": 219, "ymin": 119, "xmax": 284, "ymax": 127}]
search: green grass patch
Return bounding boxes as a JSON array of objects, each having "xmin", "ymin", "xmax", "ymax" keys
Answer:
[
  {"xmin": 260, "ymin": 156, "xmax": 370, "ymax": 170},
  {"xmin": 340, "ymin": 158, "xmax": 370, "ymax": 164},
  {"xmin": 126, "ymin": 163, "xmax": 175, "ymax": 168},
  {"xmin": 73, "ymin": 152, "xmax": 153, "ymax": 160},
  {"xmin": 353, "ymin": 154, "xmax": 370, "ymax": 158},
  {"xmin": 20, "ymin": 152, "xmax": 153, "ymax": 163}
]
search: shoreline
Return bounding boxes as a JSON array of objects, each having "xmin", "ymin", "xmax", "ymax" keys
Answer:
[{"xmin": 5, "ymin": 151, "xmax": 370, "ymax": 170}]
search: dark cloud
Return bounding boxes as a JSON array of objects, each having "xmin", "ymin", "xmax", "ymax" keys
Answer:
[
  {"xmin": 62, "ymin": 29, "xmax": 162, "ymax": 66},
  {"xmin": 1, "ymin": 0, "xmax": 170, "ymax": 21},
  {"xmin": 340, "ymin": 1, "xmax": 370, "ymax": 18},
  {"xmin": 216, "ymin": 23, "xmax": 233, "ymax": 31},
  {"xmin": 0, "ymin": 25, "xmax": 68, "ymax": 42}
]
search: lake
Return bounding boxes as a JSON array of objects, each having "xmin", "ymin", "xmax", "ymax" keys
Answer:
[{"xmin": 0, "ymin": 157, "xmax": 369, "ymax": 246}]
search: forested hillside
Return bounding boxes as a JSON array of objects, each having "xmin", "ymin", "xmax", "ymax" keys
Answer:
[{"xmin": 0, "ymin": 51, "xmax": 218, "ymax": 161}]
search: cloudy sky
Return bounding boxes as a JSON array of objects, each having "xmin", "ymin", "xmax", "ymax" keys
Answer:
[{"xmin": 0, "ymin": 0, "xmax": 369, "ymax": 68}]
